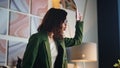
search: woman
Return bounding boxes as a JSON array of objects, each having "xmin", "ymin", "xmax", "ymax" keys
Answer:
[{"xmin": 21, "ymin": 8, "xmax": 83, "ymax": 68}]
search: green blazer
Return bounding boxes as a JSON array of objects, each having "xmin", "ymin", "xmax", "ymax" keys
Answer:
[{"xmin": 21, "ymin": 21, "xmax": 83, "ymax": 68}]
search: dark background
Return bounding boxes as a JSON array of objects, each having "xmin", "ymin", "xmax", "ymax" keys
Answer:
[{"xmin": 97, "ymin": 0, "xmax": 120, "ymax": 68}]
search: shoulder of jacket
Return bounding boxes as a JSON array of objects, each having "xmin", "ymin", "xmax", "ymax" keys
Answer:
[{"xmin": 30, "ymin": 31, "xmax": 47, "ymax": 41}]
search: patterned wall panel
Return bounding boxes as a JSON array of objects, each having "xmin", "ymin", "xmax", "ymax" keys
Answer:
[
  {"xmin": 0, "ymin": 0, "xmax": 8, "ymax": 8},
  {"xmin": 31, "ymin": 0, "xmax": 48, "ymax": 17},
  {"xmin": 31, "ymin": 16, "xmax": 42, "ymax": 34},
  {"xmin": 9, "ymin": 12, "xmax": 30, "ymax": 38},
  {"xmin": 0, "ymin": 8, "xmax": 9, "ymax": 35},
  {"xmin": 8, "ymin": 41, "xmax": 27, "ymax": 65},
  {"xmin": 10, "ymin": 0, "xmax": 30, "ymax": 13},
  {"xmin": 0, "ymin": 39, "xmax": 7, "ymax": 66}
]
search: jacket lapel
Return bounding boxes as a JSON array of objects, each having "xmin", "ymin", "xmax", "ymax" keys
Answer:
[
  {"xmin": 44, "ymin": 41, "xmax": 52, "ymax": 68},
  {"xmin": 39, "ymin": 31, "xmax": 52, "ymax": 68},
  {"xmin": 56, "ymin": 39, "xmax": 67, "ymax": 68},
  {"xmin": 57, "ymin": 40, "xmax": 65, "ymax": 51}
]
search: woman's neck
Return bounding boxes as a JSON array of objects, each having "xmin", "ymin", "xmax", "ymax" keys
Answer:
[{"xmin": 48, "ymin": 32, "xmax": 54, "ymax": 39}]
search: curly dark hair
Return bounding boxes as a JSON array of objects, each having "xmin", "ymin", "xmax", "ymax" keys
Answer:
[{"xmin": 37, "ymin": 8, "xmax": 67, "ymax": 39}]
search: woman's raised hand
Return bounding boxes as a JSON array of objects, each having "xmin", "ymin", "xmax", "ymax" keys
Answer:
[{"xmin": 76, "ymin": 9, "xmax": 82, "ymax": 21}]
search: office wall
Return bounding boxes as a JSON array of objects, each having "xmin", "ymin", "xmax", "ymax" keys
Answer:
[
  {"xmin": 66, "ymin": 0, "xmax": 98, "ymax": 68},
  {"xmin": 73, "ymin": 0, "xmax": 98, "ymax": 68}
]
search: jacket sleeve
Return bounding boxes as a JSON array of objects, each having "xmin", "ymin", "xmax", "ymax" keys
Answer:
[
  {"xmin": 64, "ymin": 21, "xmax": 83, "ymax": 47},
  {"xmin": 21, "ymin": 34, "xmax": 40, "ymax": 68}
]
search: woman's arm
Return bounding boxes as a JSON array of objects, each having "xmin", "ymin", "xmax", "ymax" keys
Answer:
[
  {"xmin": 64, "ymin": 10, "xmax": 83, "ymax": 47},
  {"xmin": 64, "ymin": 20, "xmax": 83, "ymax": 47}
]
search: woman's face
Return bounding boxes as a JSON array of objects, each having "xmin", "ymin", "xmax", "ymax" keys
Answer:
[{"xmin": 61, "ymin": 19, "xmax": 67, "ymax": 31}]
